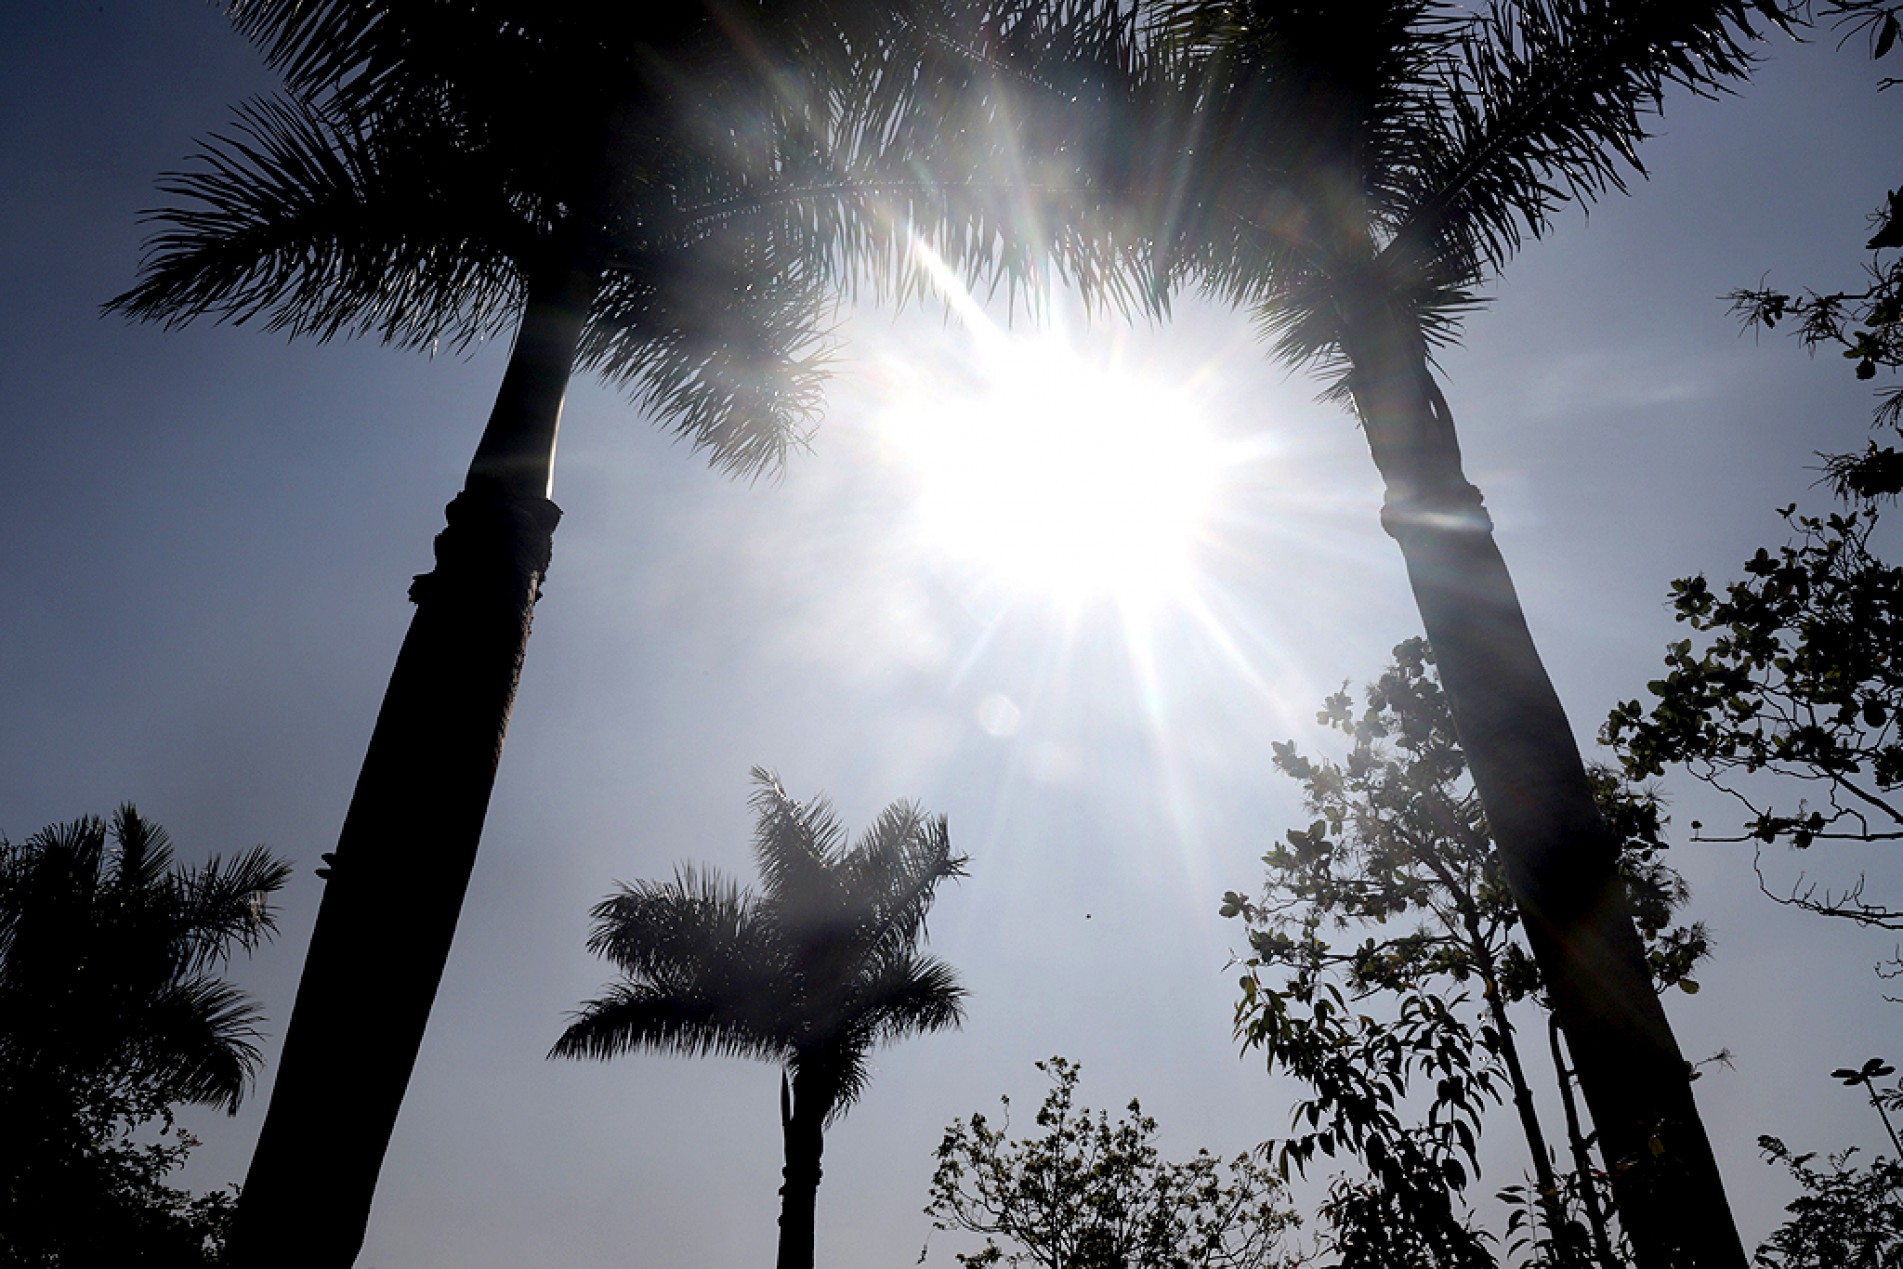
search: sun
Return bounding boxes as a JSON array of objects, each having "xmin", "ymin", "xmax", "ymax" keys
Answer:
[{"xmin": 878, "ymin": 327, "xmax": 1229, "ymax": 608}]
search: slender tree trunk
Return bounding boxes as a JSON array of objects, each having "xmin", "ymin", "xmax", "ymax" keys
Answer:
[
  {"xmin": 225, "ymin": 262, "xmax": 592, "ymax": 1268},
  {"xmin": 776, "ymin": 1072, "xmax": 828, "ymax": 1269},
  {"xmin": 1340, "ymin": 304, "xmax": 1744, "ymax": 1269},
  {"xmin": 1474, "ymin": 946, "xmax": 1583, "ymax": 1266},
  {"xmin": 1552, "ymin": 1013, "xmax": 1622, "ymax": 1269}
]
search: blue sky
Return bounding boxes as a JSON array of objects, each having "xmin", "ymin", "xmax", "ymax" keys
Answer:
[{"xmin": 4, "ymin": 4, "xmax": 1902, "ymax": 1264}]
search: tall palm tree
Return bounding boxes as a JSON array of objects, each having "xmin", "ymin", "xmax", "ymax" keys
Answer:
[
  {"xmin": 551, "ymin": 769, "xmax": 968, "ymax": 1269},
  {"xmin": 0, "ymin": 806, "xmax": 290, "ymax": 1262},
  {"xmin": 110, "ymin": 5, "xmax": 1136, "ymax": 1259},
  {"xmin": 113, "ymin": 6, "xmax": 873, "ymax": 1263},
  {"xmin": 1101, "ymin": 3, "xmax": 1782, "ymax": 1263}
]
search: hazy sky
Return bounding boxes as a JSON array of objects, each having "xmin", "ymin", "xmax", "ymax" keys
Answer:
[{"xmin": 4, "ymin": 4, "xmax": 1902, "ymax": 1265}]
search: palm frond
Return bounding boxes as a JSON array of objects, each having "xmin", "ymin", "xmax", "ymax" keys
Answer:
[
  {"xmin": 198, "ymin": 0, "xmax": 1175, "ymax": 488},
  {"xmin": 582, "ymin": 222, "xmax": 836, "ymax": 481},
  {"xmin": 749, "ymin": 770, "xmax": 850, "ymax": 921},
  {"xmin": 108, "ymin": 804, "xmax": 175, "ymax": 894},
  {"xmin": 106, "ymin": 93, "xmax": 528, "ymax": 352},
  {"xmin": 174, "ymin": 846, "xmax": 294, "ymax": 972},
  {"xmin": 131, "ymin": 977, "xmax": 268, "ymax": 1113},
  {"xmin": 1143, "ymin": 0, "xmax": 1469, "ymax": 372},
  {"xmin": 839, "ymin": 807, "xmax": 966, "ymax": 954},
  {"xmin": 550, "ymin": 981, "xmax": 794, "ymax": 1065},
  {"xmin": 1144, "ymin": 0, "xmax": 1777, "ymax": 390},
  {"xmin": 224, "ymin": 0, "xmax": 383, "ymax": 99},
  {"xmin": 856, "ymin": 951, "xmax": 970, "ymax": 1044},
  {"xmin": 1394, "ymin": 0, "xmax": 1774, "ymax": 280},
  {"xmin": 836, "ymin": 0, "xmax": 1173, "ymax": 318},
  {"xmin": 0, "ymin": 809, "xmax": 284, "ymax": 1115},
  {"xmin": 583, "ymin": 867, "xmax": 782, "ymax": 997},
  {"xmin": 789, "ymin": 1041, "xmax": 875, "ymax": 1125}
]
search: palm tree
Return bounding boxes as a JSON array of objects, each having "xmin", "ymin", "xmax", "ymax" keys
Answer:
[
  {"xmin": 0, "ymin": 806, "xmax": 290, "ymax": 1263},
  {"xmin": 551, "ymin": 769, "xmax": 968, "ymax": 1269},
  {"xmin": 107, "ymin": 7, "xmax": 888, "ymax": 1263},
  {"xmin": 0, "ymin": 805, "xmax": 290, "ymax": 1110},
  {"xmin": 109, "ymin": 5, "xmax": 1136, "ymax": 1259},
  {"xmin": 1101, "ymin": 3, "xmax": 1784, "ymax": 1264}
]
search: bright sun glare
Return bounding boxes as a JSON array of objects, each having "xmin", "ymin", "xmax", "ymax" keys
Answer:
[{"xmin": 883, "ymin": 246, "xmax": 1228, "ymax": 607}]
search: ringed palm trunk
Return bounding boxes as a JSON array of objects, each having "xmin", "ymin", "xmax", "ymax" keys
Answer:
[
  {"xmin": 1340, "ymin": 303, "xmax": 1744, "ymax": 1269},
  {"xmin": 225, "ymin": 257, "xmax": 595, "ymax": 1269},
  {"xmin": 777, "ymin": 1071, "xmax": 830, "ymax": 1269}
]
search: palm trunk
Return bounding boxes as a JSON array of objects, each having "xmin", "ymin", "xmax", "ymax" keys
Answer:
[
  {"xmin": 776, "ymin": 1072, "xmax": 828, "ymax": 1269},
  {"xmin": 225, "ymin": 261, "xmax": 592, "ymax": 1269},
  {"xmin": 1551, "ymin": 1013, "xmax": 1622, "ymax": 1269},
  {"xmin": 1340, "ymin": 304, "xmax": 1744, "ymax": 1269}
]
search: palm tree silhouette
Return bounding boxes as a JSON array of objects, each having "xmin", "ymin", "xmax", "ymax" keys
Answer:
[
  {"xmin": 1102, "ymin": 3, "xmax": 1783, "ymax": 1263},
  {"xmin": 0, "ymin": 806, "xmax": 290, "ymax": 1261},
  {"xmin": 1, "ymin": 804, "xmax": 290, "ymax": 1109},
  {"xmin": 551, "ymin": 770, "xmax": 967, "ymax": 1269},
  {"xmin": 113, "ymin": 5, "xmax": 871, "ymax": 1260},
  {"xmin": 110, "ymin": 5, "xmax": 1134, "ymax": 1258}
]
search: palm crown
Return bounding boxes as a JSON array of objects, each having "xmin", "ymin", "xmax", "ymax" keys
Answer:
[
  {"xmin": 553, "ymin": 770, "xmax": 966, "ymax": 1269},
  {"xmin": 1147, "ymin": 0, "xmax": 1773, "ymax": 387},
  {"xmin": 0, "ymin": 806, "xmax": 291, "ymax": 1116},
  {"xmin": 553, "ymin": 769, "xmax": 967, "ymax": 1121},
  {"xmin": 109, "ymin": 2, "xmax": 860, "ymax": 476}
]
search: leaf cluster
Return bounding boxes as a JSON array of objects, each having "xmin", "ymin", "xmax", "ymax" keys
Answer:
[
  {"xmin": 119, "ymin": 1, "xmax": 1191, "ymax": 479},
  {"xmin": 0, "ymin": 807, "xmax": 290, "ymax": 1117},
  {"xmin": 148, "ymin": 0, "xmax": 1790, "ymax": 451},
  {"xmin": 1752, "ymin": 1136, "xmax": 1903, "ymax": 1269},
  {"xmin": 114, "ymin": 2, "xmax": 878, "ymax": 477},
  {"xmin": 924, "ymin": 1056, "xmax": 1298, "ymax": 1269},
  {"xmin": 1729, "ymin": 257, "xmax": 1903, "ymax": 431},
  {"xmin": 1606, "ymin": 504, "xmax": 1903, "ymax": 931},
  {"xmin": 1245, "ymin": 640, "xmax": 1706, "ymax": 1008}
]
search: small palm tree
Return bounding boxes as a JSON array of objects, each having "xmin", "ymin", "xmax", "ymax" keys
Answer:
[
  {"xmin": 0, "ymin": 806, "xmax": 291, "ymax": 1263},
  {"xmin": 551, "ymin": 770, "xmax": 968, "ymax": 1269},
  {"xmin": 0, "ymin": 805, "xmax": 290, "ymax": 1111}
]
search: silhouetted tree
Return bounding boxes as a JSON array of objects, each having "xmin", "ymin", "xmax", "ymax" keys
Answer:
[
  {"xmin": 1752, "ymin": 1137, "xmax": 1903, "ymax": 1268},
  {"xmin": 552, "ymin": 770, "xmax": 967, "ymax": 1269},
  {"xmin": 1227, "ymin": 644, "xmax": 1710, "ymax": 1266},
  {"xmin": 924, "ymin": 1056, "xmax": 1297, "ymax": 1269},
  {"xmin": 1101, "ymin": 5, "xmax": 1780, "ymax": 1261},
  {"xmin": 111, "ymin": 5, "xmax": 1142, "ymax": 1258},
  {"xmin": 1606, "ymin": 496, "xmax": 1903, "ymax": 949},
  {"xmin": 0, "ymin": 807, "xmax": 289, "ymax": 1266}
]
